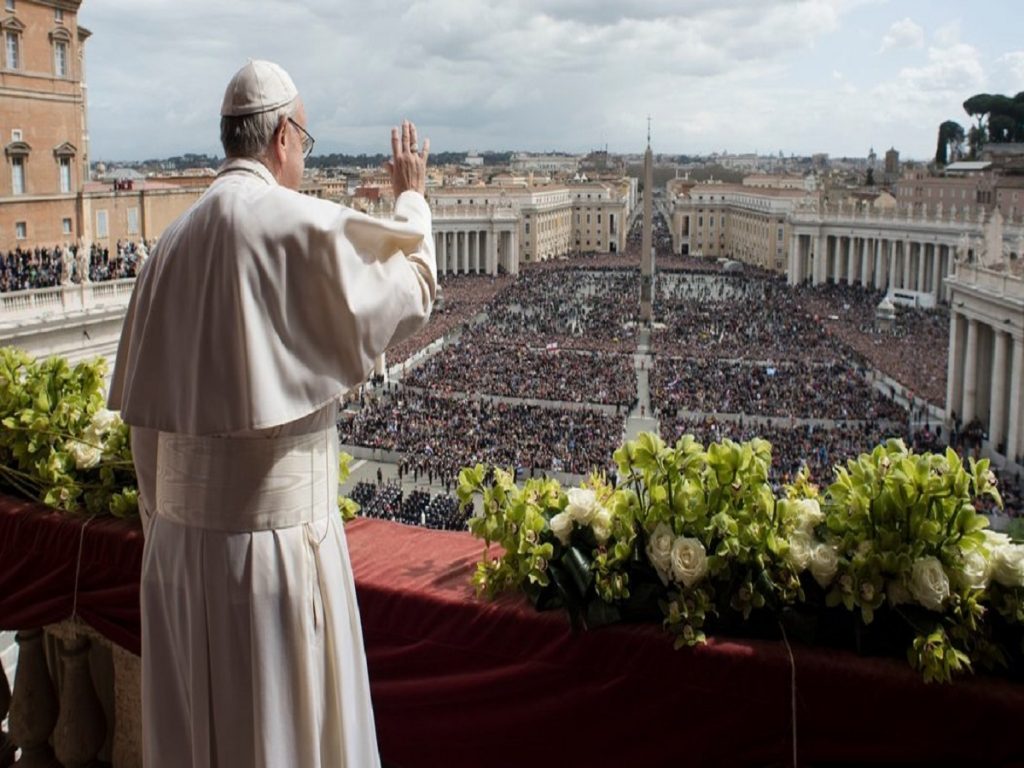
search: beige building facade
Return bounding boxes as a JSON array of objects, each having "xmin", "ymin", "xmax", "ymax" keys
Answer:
[
  {"xmin": 668, "ymin": 178, "xmax": 806, "ymax": 272},
  {"xmin": 1, "ymin": 0, "xmax": 89, "ymax": 249},
  {"xmin": 429, "ymin": 179, "xmax": 630, "ymax": 271}
]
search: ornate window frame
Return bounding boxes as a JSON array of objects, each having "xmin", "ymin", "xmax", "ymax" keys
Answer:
[
  {"xmin": 2, "ymin": 16, "xmax": 24, "ymax": 70},
  {"xmin": 49, "ymin": 25, "xmax": 72, "ymax": 77}
]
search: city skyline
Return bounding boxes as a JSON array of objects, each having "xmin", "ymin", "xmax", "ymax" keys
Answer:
[{"xmin": 81, "ymin": 0, "xmax": 1023, "ymax": 162}]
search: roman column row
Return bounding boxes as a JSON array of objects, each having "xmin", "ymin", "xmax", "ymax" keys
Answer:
[
  {"xmin": 946, "ymin": 310, "xmax": 1024, "ymax": 464},
  {"xmin": 433, "ymin": 227, "xmax": 519, "ymax": 276},
  {"xmin": 789, "ymin": 232, "xmax": 955, "ymax": 303}
]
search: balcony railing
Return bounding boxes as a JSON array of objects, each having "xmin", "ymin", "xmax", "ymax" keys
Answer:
[{"xmin": 0, "ymin": 280, "xmax": 136, "ymax": 323}]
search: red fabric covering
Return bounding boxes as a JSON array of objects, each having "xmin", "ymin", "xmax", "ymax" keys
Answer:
[
  {"xmin": 2, "ymin": 495, "xmax": 1023, "ymax": 766},
  {"xmin": 345, "ymin": 517, "xmax": 1024, "ymax": 768},
  {"xmin": 0, "ymin": 495, "xmax": 143, "ymax": 655}
]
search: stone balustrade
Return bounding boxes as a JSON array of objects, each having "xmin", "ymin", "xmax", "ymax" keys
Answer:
[
  {"xmin": 3, "ymin": 623, "xmax": 140, "ymax": 768},
  {"xmin": 0, "ymin": 280, "xmax": 136, "ymax": 323}
]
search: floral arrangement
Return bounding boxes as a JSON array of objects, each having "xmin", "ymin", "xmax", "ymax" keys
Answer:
[
  {"xmin": 0, "ymin": 347, "xmax": 359, "ymax": 522},
  {"xmin": 0, "ymin": 348, "xmax": 138, "ymax": 517},
  {"xmin": 460, "ymin": 432, "xmax": 1024, "ymax": 683}
]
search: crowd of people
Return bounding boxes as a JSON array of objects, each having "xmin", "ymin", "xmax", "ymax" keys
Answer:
[
  {"xmin": 793, "ymin": 282, "xmax": 949, "ymax": 406},
  {"xmin": 652, "ymin": 273, "xmax": 848, "ymax": 361},
  {"xmin": 402, "ymin": 325, "xmax": 637, "ymax": 408},
  {"xmin": 338, "ymin": 389, "xmax": 622, "ymax": 486},
  {"xmin": 384, "ymin": 272, "xmax": 513, "ymax": 365},
  {"xmin": 650, "ymin": 358, "xmax": 907, "ymax": 421},
  {"xmin": 482, "ymin": 266, "xmax": 639, "ymax": 352},
  {"xmin": 0, "ymin": 240, "xmax": 151, "ymax": 292},
  {"xmin": 329, "ymin": 254, "xmax": 1022, "ymax": 519},
  {"xmin": 349, "ymin": 480, "xmax": 466, "ymax": 530}
]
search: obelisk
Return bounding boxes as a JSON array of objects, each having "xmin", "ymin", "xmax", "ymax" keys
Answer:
[{"xmin": 640, "ymin": 116, "xmax": 654, "ymax": 323}]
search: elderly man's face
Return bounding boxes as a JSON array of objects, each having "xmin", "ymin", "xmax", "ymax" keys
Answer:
[{"xmin": 281, "ymin": 98, "xmax": 308, "ymax": 190}]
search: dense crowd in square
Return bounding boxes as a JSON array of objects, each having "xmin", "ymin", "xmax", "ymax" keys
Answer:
[
  {"xmin": 0, "ymin": 240, "xmax": 149, "ymax": 292},
  {"xmin": 402, "ymin": 326, "xmax": 638, "ymax": 408},
  {"xmin": 791, "ymin": 282, "xmax": 949, "ymax": 406},
  {"xmin": 338, "ymin": 388, "xmax": 622, "ymax": 487}
]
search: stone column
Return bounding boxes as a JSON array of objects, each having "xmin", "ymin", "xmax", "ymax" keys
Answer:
[
  {"xmin": 885, "ymin": 239, "xmax": 895, "ymax": 290},
  {"xmin": 845, "ymin": 237, "xmax": 856, "ymax": 284},
  {"xmin": 813, "ymin": 234, "xmax": 825, "ymax": 285},
  {"xmin": 905, "ymin": 240, "xmax": 913, "ymax": 288},
  {"xmin": 788, "ymin": 233, "xmax": 800, "ymax": 285},
  {"xmin": 921, "ymin": 243, "xmax": 929, "ymax": 294},
  {"xmin": 860, "ymin": 237, "xmax": 870, "ymax": 288},
  {"xmin": 962, "ymin": 317, "xmax": 979, "ymax": 424},
  {"xmin": 439, "ymin": 231, "xmax": 448, "ymax": 274},
  {"xmin": 873, "ymin": 238, "xmax": 883, "ymax": 291},
  {"xmin": 9, "ymin": 629, "xmax": 58, "ymax": 768},
  {"xmin": 990, "ymin": 330, "xmax": 1010, "ymax": 454},
  {"xmin": 1007, "ymin": 335, "xmax": 1024, "ymax": 464},
  {"xmin": 932, "ymin": 245, "xmax": 943, "ymax": 304},
  {"xmin": 54, "ymin": 636, "xmax": 106, "ymax": 768},
  {"xmin": 947, "ymin": 311, "xmax": 965, "ymax": 422},
  {"xmin": 488, "ymin": 228, "xmax": 498, "ymax": 274}
]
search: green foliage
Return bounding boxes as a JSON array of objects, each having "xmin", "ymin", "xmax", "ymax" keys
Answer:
[
  {"xmin": 960, "ymin": 91, "xmax": 1024, "ymax": 157},
  {"xmin": 934, "ymin": 120, "xmax": 966, "ymax": 166},
  {"xmin": 0, "ymin": 347, "xmax": 362, "ymax": 523},
  {"xmin": 0, "ymin": 348, "xmax": 137, "ymax": 517},
  {"xmin": 464, "ymin": 431, "xmax": 1024, "ymax": 683}
]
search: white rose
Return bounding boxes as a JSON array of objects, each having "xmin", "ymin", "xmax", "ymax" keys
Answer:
[
  {"xmin": 645, "ymin": 522, "xmax": 675, "ymax": 585},
  {"xmin": 548, "ymin": 511, "xmax": 574, "ymax": 546},
  {"xmin": 89, "ymin": 408, "xmax": 120, "ymax": 434},
  {"xmin": 991, "ymin": 544, "xmax": 1024, "ymax": 588},
  {"xmin": 670, "ymin": 537, "xmax": 708, "ymax": 588},
  {"xmin": 908, "ymin": 556, "xmax": 951, "ymax": 611},
  {"xmin": 956, "ymin": 548, "xmax": 991, "ymax": 590},
  {"xmin": 982, "ymin": 529, "xmax": 1012, "ymax": 552},
  {"xmin": 566, "ymin": 487, "xmax": 598, "ymax": 525},
  {"xmin": 808, "ymin": 543, "xmax": 839, "ymax": 588},
  {"xmin": 591, "ymin": 507, "xmax": 613, "ymax": 544},
  {"xmin": 67, "ymin": 440, "xmax": 101, "ymax": 470},
  {"xmin": 785, "ymin": 531, "xmax": 815, "ymax": 572},
  {"xmin": 794, "ymin": 498, "xmax": 824, "ymax": 533}
]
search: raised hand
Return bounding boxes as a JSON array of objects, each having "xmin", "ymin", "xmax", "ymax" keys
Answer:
[{"xmin": 385, "ymin": 119, "xmax": 430, "ymax": 197}]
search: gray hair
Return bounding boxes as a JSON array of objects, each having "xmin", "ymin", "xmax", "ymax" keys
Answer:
[{"xmin": 220, "ymin": 100, "xmax": 296, "ymax": 159}]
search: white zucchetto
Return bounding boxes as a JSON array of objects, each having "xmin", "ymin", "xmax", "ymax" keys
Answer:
[{"xmin": 220, "ymin": 59, "xmax": 298, "ymax": 117}]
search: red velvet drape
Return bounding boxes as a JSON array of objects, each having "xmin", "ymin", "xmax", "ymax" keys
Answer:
[{"xmin": 2, "ymin": 496, "xmax": 1023, "ymax": 766}]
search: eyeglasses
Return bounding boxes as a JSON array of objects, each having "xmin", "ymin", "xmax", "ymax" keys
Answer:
[{"xmin": 287, "ymin": 117, "xmax": 315, "ymax": 159}]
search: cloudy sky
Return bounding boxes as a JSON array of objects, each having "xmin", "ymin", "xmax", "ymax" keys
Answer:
[{"xmin": 79, "ymin": 0, "xmax": 1023, "ymax": 162}]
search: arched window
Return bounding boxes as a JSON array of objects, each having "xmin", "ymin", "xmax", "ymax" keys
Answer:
[
  {"xmin": 2, "ymin": 15, "xmax": 24, "ymax": 70},
  {"xmin": 54, "ymin": 142, "xmax": 77, "ymax": 193},
  {"xmin": 5, "ymin": 139, "xmax": 30, "ymax": 195},
  {"xmin": 49, "ymin": 26, "xmax": 72, "ymax": 77}
]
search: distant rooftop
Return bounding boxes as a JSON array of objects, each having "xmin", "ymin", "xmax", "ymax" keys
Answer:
[{"xmin": 944, "ymin": 161, "xmax": 991, "ymax": 173}]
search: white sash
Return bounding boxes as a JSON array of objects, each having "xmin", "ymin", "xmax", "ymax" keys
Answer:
[{"xmin": 155, "ymin": 427, "xmax": 337, "ymax": 532}]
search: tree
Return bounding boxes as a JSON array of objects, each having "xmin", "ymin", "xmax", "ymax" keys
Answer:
[{"xmin": 934, "ymin": 120, "xmax": 966, "ymax": 166}]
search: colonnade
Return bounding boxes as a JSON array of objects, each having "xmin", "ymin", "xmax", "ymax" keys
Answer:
[
  {"xmin": 947, "ymin": 307, "xmax": 1024, "ymax": 464},
  {"xmin": 432, "ymin": 227, "xmax": 518, "ymax": 276},
  {"xmin": 789, "ymin": 231, "xmax": 954, "ymax": 303}
]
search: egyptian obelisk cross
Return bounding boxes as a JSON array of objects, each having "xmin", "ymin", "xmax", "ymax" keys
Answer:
[{"xmin": 640, "ymin": 116, "xmax": 655, "ymax": 323}]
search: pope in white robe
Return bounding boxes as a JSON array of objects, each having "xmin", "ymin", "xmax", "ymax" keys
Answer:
[{"xmin": 108, "ymin": 60, "xmax": 436, "ymax": 768}]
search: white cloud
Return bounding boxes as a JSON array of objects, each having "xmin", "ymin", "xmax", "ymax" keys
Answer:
[
  {"xmin": 74, "ymin": 0, "xmax": 1016, "ymax": 160},
  {"xmin": 879, "ymin": 18, "xmax": 924, "ymax": 53},
  {"xmin": 995, "ymin": 52, "xmax": 1024, "ymax": 90}
]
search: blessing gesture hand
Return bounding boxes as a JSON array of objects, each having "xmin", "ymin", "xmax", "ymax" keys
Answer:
[{"xmin": 386, "ymin": 119, "xmax": 430, "ymax": 197}]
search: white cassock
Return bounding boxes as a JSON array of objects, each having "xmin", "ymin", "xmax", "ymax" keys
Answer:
[{"xmin": 108, "ymin": 157, "xmax": 436, "ymax": 768}]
